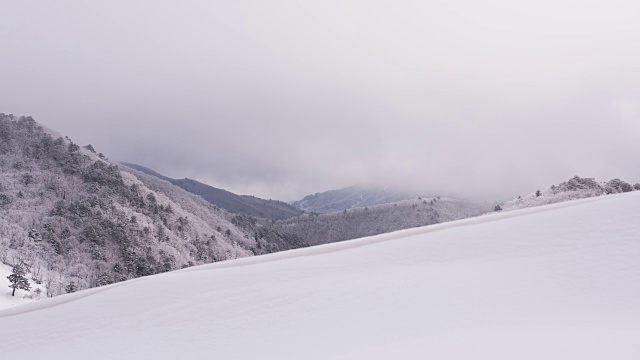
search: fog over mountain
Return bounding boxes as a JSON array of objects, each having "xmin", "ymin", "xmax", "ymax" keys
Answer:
[
  {"xmin": 292, "ymin": 186, "xmax": 427, "ymax": 214},
  {"xmin": 2, "ymin": 1, "xmax": 640, "ymax": 201},
  {"xmin": 121, "ymin": 163, "xmax": 303, "ymax": 220}
]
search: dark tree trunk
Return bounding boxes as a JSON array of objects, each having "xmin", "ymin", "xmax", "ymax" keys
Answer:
[{"xmin": 12, "ymin": 287, "xmax": 15, "ymax": 296}]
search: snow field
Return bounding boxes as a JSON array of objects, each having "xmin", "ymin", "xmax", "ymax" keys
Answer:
[{"xmin": 1, "ymin": 191, "xmax": 639, "ymax": 359}]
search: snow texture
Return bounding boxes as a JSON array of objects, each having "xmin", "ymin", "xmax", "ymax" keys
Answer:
[{"xmin": 1, "ymin": 192, "xmax": 639, "ymax": 359}]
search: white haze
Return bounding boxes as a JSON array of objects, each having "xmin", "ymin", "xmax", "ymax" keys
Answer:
[{"xmin": 2, "ymin": 0, "xmax": 640, "ymax": 200}]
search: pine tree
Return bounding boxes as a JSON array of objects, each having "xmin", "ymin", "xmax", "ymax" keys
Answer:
[
  {"xmin": 7, "ymin": 264, "xmax": 31, "ymax": 296},
  {"xmin": 536, "ymin": 190, "xmax": 542, "ymax": 197}
]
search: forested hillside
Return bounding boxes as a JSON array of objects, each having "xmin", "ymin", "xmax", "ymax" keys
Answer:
[
  {"xmin": 274, "ymin": 197, "xmax": 490, "ymax": 245},
  {"xmin": 0, "ymin": 114, "xmax": 306, "ymax": 298},
  {"xmin": 292, "ymin": 185, "xmax": 426, "ymax": 213},
  {"xmin": 121, "ymin": 163, "xmax": 304, "ymax": 220},
  {"xmin": 123, "ymin": 165, "xmax": 490, "ymax": 248}
]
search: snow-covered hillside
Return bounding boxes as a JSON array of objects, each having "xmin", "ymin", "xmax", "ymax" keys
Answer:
[
  {"xmin": 502, "ymin": 175, "xmax": 638, "ymax": 211},
  {"xmin": 275, "ymin": 196, "xmax": 489, "ymax": 245},
  {"xmin": 121, "ymin": 162, "xmax": 304, "ymax": 220},
  {"xmin": 1, "ymin": 192, "xmax": 640, "ymax": 359},
  {"xmin": 0, "ymin": 263, "xmax": 45, "ymax": 309},
  {"xmin": 0, "ymin": 114, "xmax": 308, "ymax": 297}
]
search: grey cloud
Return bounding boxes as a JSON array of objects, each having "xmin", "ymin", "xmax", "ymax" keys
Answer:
[{"xmin": 2, "ymin": 0, "xmax": 639, "ymax": 201}]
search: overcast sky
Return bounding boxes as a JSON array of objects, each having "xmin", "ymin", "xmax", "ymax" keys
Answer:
[{"xmin": 2, "ymin": 0, "xmax": 640, "ymax": 201}]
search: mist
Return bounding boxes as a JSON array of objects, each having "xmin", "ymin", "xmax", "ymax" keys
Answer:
[{"xmin": 2, "ymin": 0, "xmax": 639, "ymax": 201}]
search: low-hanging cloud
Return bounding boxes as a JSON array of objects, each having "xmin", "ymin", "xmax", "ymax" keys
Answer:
[{"xmin": 2, "ymin": 0, "xmax": 639, "ymax": 201}]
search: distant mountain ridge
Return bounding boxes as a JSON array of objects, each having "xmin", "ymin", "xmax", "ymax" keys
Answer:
[
  {"xmin": 291, "ymin": 185, "xmax": 429, "ymax": 213},
  {"xmin": 120, "ymin": 163, "xmax": 304, "ymax": 221}
]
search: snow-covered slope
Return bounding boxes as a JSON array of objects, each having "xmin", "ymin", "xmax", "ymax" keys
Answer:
[
  {"xmin": 1, "ymin": 192, "xmax": 640, "ymax": 359},
  {"xmin": 0, "ymin": 263, "xmax": 45, "ymax": 309}
]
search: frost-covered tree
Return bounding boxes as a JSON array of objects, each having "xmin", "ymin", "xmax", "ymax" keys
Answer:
[
  {"xmin": 502, "ymin": 176, "xmax": 637, "ymax": 212},
  {"xmin": 7, "ymin": 264, "xmax": 31, "ymax": 296},
  {"xmin": 65, "ymin": 281, "xmax": 77, "ymax": 293},
  {"xmin": 32, "ymin": 287, "xmax": 42, "ymax": 299},
  {"xmin": 604, "ymin": 179, "xmax": 633, "ymax": 194}
]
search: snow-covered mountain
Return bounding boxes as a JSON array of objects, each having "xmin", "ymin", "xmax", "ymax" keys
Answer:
[
  {"xmin": 121, "ymin": 167, "xmax": 490, "ymax": 247},
  {"xmin": 2, "ymin": 189, "xmax": 639, "ymax": 359},
  {"xmin": 121, "ymin": 163, "xmax": 304, "ymax": 220},
  {"xmin": 0, "ymin": 114, "xmax": 306, "ymax": 297},
  {"xmin": 292, "ymin": 185, "xmax": 429, "ymax": 213}
]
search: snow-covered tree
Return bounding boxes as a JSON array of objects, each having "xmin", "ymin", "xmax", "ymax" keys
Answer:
[
  {"xmin": 502, "ymin": 176, "xmax": 638, "ymax": 212},
  {"xmin": 604, "ymin": 179, "xmax": 633, "ymax": 194},
  {"xmin": 7, "ymin": 264, "xmax": 31, "ymax": 296},
  {"xmin": 65, "ymin": 281, "xmax": 77, "ymax": 293}
]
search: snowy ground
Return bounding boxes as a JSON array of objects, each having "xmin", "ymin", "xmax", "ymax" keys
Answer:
[
  {"xmin": 1, "ymin": 192, "xmax": 639, "ymax": 359},
  {"xmin": 0, "ymin": 263, "xmax": 45, "ymax": 310}
]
